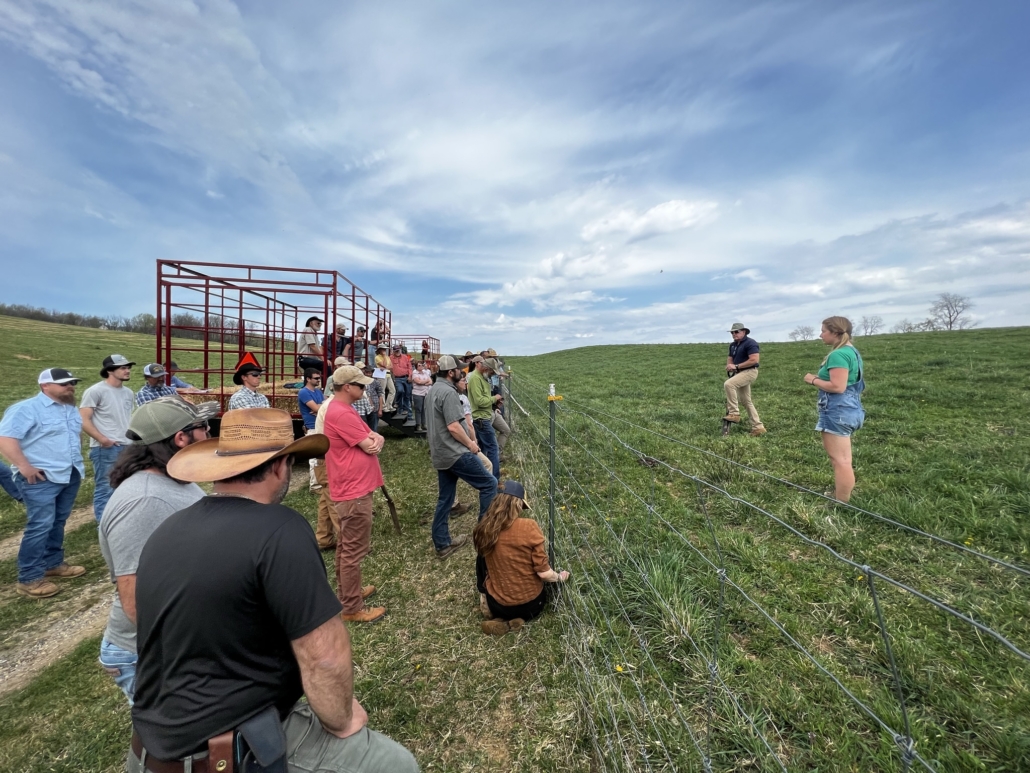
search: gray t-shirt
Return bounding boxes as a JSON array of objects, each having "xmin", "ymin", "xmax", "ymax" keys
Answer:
[
  {"xmin": 99, "ymin": 471, "xmax": 205, "ymax": 652},
  {"xmin": 426, "ymin": 378, "xmax": 471, "ymax": 470},
  {"xmin": 80, "ymin": 381, "xmax": 134, "ymax": 448}
]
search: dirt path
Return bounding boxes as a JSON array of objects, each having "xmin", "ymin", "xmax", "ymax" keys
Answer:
[
  {"xmin": 0, "ymin": 505, "xmax": 96, "ymax": 563},
  {"xmin": 0, "ymin": 468, "xmax": 311, "ymax": 699}
]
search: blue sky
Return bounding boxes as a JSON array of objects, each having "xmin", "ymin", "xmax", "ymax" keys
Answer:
[{"xmin": 1, "ymin": 1, "xmax": 1028, "ymax": 354}]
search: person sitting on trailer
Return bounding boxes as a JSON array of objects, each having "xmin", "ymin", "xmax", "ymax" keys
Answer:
[
  {"xmin": 298, "ymin": 316, "xmax": 326, "ymax": 376},
  {"xmin": 339, "ymin": 321, "xmax": 356, "ymax": 358},
  {"xmin": 473, "ymin": 481, "xmax": 569, "ymax": 636},
  {"xmin": 167, "ymin": 362, "xmax": 194, "ymax": 390},
  {"xmin": 227, "ymin": 356, "xmax": 270, "ymax": 410}
]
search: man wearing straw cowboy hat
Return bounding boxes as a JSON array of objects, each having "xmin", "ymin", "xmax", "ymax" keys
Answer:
[{"xmin": 129, "ymin": 407, "xmax": 417, "ymax": 773}]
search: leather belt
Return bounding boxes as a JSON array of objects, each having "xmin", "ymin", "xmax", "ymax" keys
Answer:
[{"xmin": 131, "ymin": 730, "xmax": 210, "ymax": 773}]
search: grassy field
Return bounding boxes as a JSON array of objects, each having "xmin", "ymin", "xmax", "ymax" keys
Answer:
[
  {"xmin": 504, "ymin": 327, "xmax": 1030, "ymax": 771},
  {"xmin": 0, "ymin": 316, "xmax": 1027, "ymax": 771}
]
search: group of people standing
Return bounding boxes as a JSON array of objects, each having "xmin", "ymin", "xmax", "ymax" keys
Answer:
[
  {"xmin": 723, "ymin": 316, "xmax": 866, "ymax": 502},
  {"xmin": 0, "ymin": 355, "xmax": 209, "ymax": 599}
]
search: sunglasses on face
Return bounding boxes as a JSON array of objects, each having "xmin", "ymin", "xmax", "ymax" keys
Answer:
[{"xmin": 182, "ymin": 421, "xmax": 210, "ymax": 433}]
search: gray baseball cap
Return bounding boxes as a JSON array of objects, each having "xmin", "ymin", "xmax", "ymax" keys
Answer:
[
  {"xmin": 143, "ymin": 363, "xmax": 166, "ymax": 377},
  {"xmin": 101, "ymin": 353, "xmax": 136, "ymax": 377},
  {"xmin": 127, "ymin": 396, "xmax": 219, "ymax": 445},
  {"xmin": 437, "ymin": 354, "xmax": 459, "ymax": 371}
]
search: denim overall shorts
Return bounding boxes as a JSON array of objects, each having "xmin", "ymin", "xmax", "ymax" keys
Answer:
[{"xmin": 815, "ymin": 347, "xmax": 865, "ymax": 437}]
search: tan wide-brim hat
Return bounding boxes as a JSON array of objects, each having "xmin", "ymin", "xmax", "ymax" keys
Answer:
[{"xmin": 167, "ymin": 408, "xmax": 329, "ymax": 483}]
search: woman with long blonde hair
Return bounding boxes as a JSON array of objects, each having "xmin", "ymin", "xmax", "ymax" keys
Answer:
[
  {"xmin": 473, "ymin": 481, "xmax": 568, "ymax": 635},
  {"xmin": 803, "ymin": 316, "xmax": 866, "ymax": 502}
]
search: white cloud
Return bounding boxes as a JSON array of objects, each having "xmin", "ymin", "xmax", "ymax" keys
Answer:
[{"xmin": 581, "ymin": 199, "xmax": 718, "ymax": 242}]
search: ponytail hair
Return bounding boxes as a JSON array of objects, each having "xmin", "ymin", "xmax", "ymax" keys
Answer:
[{"xmin": 820, "ymin": 316, "xmax": 854, "ymax": 366}]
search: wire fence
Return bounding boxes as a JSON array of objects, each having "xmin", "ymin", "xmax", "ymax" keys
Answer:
[{"xmin": 503, "ymin": 371, "xmax": 1030, "ymax": 772}]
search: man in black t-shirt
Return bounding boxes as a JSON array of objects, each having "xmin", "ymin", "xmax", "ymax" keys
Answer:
[
  {"xmin": 130, "ymin": 407, "xmax": 418, "ymax": 773},
  {"xmin": 723, "ymin": 322, "xmax": 767, "ymax": 436}
]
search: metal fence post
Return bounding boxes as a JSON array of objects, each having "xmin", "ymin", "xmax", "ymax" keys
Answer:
[{"xmin": 548, "ymin": 383, "xmax": 561, "ymax": 568}]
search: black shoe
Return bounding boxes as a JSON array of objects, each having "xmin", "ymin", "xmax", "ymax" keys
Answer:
[{"xmin": 436, "ymin": 534, "xmax": 469, "ymax": 559}]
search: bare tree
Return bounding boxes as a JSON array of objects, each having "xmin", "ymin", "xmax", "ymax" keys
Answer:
[
  {"xmin": 789, "ymin": 325, "xmax": 815, "ymax": 341},
  {"xmin": 890, "ymin": 319, "xmax": 917, "ymax": 334},
  {"xmin": 929, "ymin": 293, "xmax": 975, "ymax": 331},
  {"xmin": 859, "ymin": 315, "xmax": 884, "ymax": 336}
]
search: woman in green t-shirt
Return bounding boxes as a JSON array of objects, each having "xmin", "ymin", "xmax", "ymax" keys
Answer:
[{"xmin": 803, "ymin": 316, "xmax": 865, "ymax": 502}]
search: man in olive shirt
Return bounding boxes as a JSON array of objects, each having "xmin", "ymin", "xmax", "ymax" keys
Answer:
[
  {"xmin": 467, "ymin": 358, "xmax": 501, "ymax": 482},
  {"xmin": 426, "ymin": 356, "xmax": 497, "ymax": 558}
]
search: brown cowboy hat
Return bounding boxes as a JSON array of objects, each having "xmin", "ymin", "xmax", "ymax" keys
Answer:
[{"xmin": 167, "ymin": 408, "xmax": 328, "ymax": 483}]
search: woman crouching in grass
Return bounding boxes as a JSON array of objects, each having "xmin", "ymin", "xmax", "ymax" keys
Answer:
[
  {"xmin": 804, "ymin": 316, "xmax": 866, "ymax": 502},
  {"xmin": 473, "ymin": 481, "xmax": 569, "ymax": 635}
]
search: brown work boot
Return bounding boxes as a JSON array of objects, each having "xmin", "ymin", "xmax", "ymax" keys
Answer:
[
  {"xmin": 450, "ymin": 502, "xmax": 471, "ymax": 517},
  {"xmin": 481, "ymin": 618, "xmax": 510, "ymax": 636},
  {"xmin": 360, "ymin": 585, "xmax": 376, "ymax": 600},
  {"xmin": 507, "ymin": 618, "xmax": 525, "ymax": 633},
  {"xmin": 17, "ymin": 579, "xmax": 61, "ymax": 598},
  {"xmin": 341, "ymin": 607, "xmax": 386, "ymax": 623},
  {"xmin": 436, "ymin": 534, "xmax": 469, "ymax": 559},
  {"xmin": 43, "ymin": 563, "xmax": 86, "ymax": 579},
  {"xmin": 749, "ymin": 427, "xmax": 767, "ymax": 437},
  {"xmin": 722, "ymin": 413, "xmax": 741, "ymax": 423}
]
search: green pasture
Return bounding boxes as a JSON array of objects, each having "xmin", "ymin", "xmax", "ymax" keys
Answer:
[
  {"xmin": 0, "ymin": 315, "xmax": 1028, "ymax": 771},
  {"xmin": 505, "ymin": 327, "xmax": 1030, "ymax": 771}
]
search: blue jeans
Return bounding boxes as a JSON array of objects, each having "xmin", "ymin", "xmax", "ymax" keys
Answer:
[
  {"xmin": 89, "ymin": 445, "xmax": 123, "ymax": 522},
  {"xmin": 0, "ymin": 463, "xmax": 22, "ymax": 502},
  {"xmin": 473, "ymin": 418, "xmax": 501, "ymax": 482},
  {"xmin": 433, "ymin": 453, "xmax": 497, "ymax": 550},
  {"xmin": 15, "ymin": 468, "xmax": 81, "ymax": 583},
  {"xmin": 394, "ymin": 376, "xmax": 411, "ymax": 415},
  {"xmin": 99, "ymin": 638, "xmax": 137, "ymax": 704}
]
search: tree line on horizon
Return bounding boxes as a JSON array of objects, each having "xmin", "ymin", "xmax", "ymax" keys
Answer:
[
  {"xmin": 0, "ymin": 304, "xmax": 271, "ymax": 348},
  {"xmin": 788, "ymin": 292, "xmax": 976, "ymax": 341}
]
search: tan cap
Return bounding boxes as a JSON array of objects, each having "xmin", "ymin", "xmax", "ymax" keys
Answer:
[{"xmin": 332, "ymin": 365, "xmax": 373, "ymax": 386}]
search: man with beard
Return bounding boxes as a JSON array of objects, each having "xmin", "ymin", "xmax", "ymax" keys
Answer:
[
  {"xmin": 98, "ymin": 396, "xmax": 218, "ymax": 703},
  {"xmin": 0, "ymin": 368, "xmax": 88, "ymax": 598},
  {"xmin": 80, "ymin": 353, "xmax": 135, "ymax": 521},
  {"xmin": 130, "ymin": 408, "xmax": 417, "ymax": 773},
  {"xmin": 426, "ymin": 356, "xmax": 497, "ymax": 559}
]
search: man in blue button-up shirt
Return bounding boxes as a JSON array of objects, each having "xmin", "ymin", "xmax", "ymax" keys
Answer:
[{"xmin": 0, "ymin": 368, "xmax": 89, "ymax": 598}]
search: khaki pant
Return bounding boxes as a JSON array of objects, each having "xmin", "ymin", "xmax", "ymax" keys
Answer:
[
  {"xmin": 128, "ymin": 701, "xmax": 418, "ymax": 773},
  {"xmin": 335, "ymin": 493, "xmax": 374, "ymax": 614},
  {"xmin": 724, "ymin": 369, "xmax": 763, "ymax": 427},
  {"xmin": 313, "ymin": 462, "xmax": 338, "ymax": 549},
  {"xmin": 492, "ymin": 410, "xmax": 510, "ymax": 453},
  {"xmin": 383, "ymin": 375, "xmax": 396, "ymax": 411}
]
